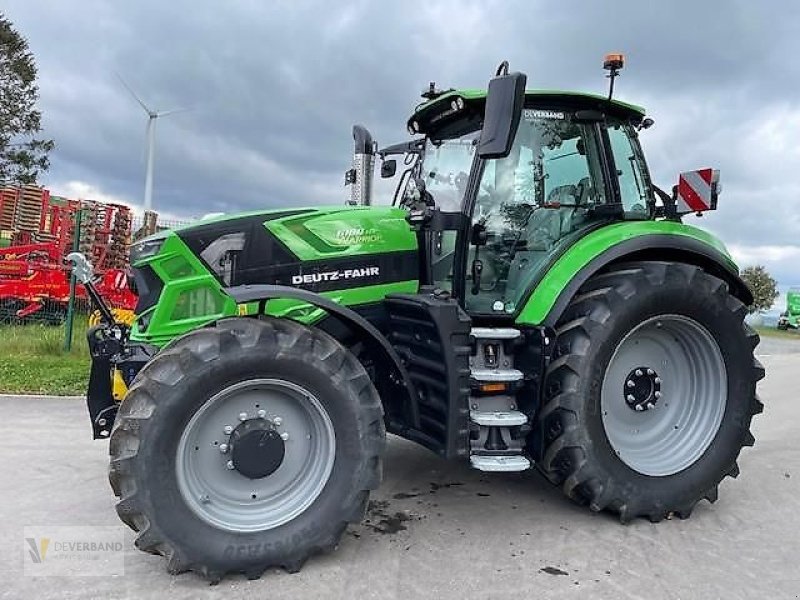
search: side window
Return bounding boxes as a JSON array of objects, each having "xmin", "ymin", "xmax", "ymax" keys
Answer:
[{"xmin": 607, "ymin": 124, "xmax": 650, "ymax": 216}]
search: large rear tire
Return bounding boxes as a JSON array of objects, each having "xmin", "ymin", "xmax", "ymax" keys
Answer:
[
  {"xmin": 536, "ymin": 261, "xmax": 764, "ymax": 522},
  {"xmin": 109, "ymin": 317, "xmax": 384, "ymax": 581}
]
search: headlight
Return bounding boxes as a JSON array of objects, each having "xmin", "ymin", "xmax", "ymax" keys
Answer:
[{"xmin": 130, "ymin": 238, "xmax": 165, "ymax": 263}]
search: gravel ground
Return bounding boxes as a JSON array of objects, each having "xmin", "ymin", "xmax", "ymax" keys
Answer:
[{"xmin": 0, "ymin": 341, "xmax": 798, "ymax": 599}]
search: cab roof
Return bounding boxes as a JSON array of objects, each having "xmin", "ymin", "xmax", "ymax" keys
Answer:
[{"xmin": 409, "ymin": 88, "xmax": 646, "ymax": 139}]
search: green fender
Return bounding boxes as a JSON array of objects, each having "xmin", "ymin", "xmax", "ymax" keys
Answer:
[{"xmin": 515, "ymin": 220, "xmax": 751, "ymax": 327}]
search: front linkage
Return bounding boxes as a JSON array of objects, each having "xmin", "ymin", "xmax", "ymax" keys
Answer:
[{"xmin": 67, "ymin": 253, "xmax": 155, "ymax": 438}]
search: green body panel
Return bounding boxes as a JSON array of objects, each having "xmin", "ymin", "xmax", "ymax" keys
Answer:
[
  {"xmin": 265, "ymin": 206, "xmax": 417, "ymax": 261},
  {"xmin": 787, "ymin": 290, "xmax": 800, "ymax": 314},
  {"xmin": 260, "ymin": 280, "xmax": 418, "ymax": 323},
  {"xmin": 514, "ymin": 220, "xmax": 736, "ymax": 326},
  {"xmin": 129, "ymin": 233, "xmax": 237, "ymax": 346},
  {"xmin": 130, "ymin": 213, "xmax": 735, "ymax": 343}
]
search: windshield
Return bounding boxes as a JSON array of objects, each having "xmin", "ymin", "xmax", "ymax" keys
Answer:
[{"xmin": 410, "ymin": 132, "xmax": 479, "ymax": 211}]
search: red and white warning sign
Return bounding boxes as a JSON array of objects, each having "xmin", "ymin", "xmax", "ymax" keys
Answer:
[
  {"xmin": 676, "ymin": 168, "xmax": 720, "ymax": 214},
  {"xmin": 113, "ymin": 270, "xmax": 128, "ymax": 290}
]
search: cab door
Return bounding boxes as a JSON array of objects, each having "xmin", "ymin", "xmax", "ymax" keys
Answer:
[{"xmin": 461, "ymin": 110, "xmax": 608, "ymax": 316}]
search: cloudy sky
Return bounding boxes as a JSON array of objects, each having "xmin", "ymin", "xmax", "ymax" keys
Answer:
[{"xmin": 4, "ymin": 1, "xmax": 799, "ymax": 289}]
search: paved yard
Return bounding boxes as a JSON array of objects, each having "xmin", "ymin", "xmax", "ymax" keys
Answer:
[{"xmin": 0, "ymin": 346, "xmax": 798, "ymax": 599}]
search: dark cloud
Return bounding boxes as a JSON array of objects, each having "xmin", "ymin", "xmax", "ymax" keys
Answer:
[{"xmin": 4, "ymin": 0, "xmax": 799, "ymax": 283}]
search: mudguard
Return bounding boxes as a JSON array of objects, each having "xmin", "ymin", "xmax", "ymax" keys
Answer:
[
  {"xmin": 226, "ymin": 284, "xmax": 419, "ymax": 423},
  {"xmin": 516, "ymin": 230, "xmax": 753, "ymax": 327}
]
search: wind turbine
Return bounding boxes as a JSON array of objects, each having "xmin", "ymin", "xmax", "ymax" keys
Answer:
[{"xmin": 117, "ymin": 75, "xmax": 184, "ymax": 212}]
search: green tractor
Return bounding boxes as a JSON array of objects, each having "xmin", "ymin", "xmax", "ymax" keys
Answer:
[
  {"xmin": 71, "ymin": 56, "xmax": 763, "ymax": 580},
  {"xmin": 777, "ymin": 288, "xmax": 800, "ymax": 330}
]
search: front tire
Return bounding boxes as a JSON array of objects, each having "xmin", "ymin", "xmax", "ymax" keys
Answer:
[
  {"xmin": 536, "ymin": 262, "xmax": 764, "ymax": 522},
  {"xmin": 109, "ymin": 317, "xmax": 384, "ymax": 580}
]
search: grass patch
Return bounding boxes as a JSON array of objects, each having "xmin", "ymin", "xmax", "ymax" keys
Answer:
[{"xmin": 0, "ymin": 317, "xmax": 90, "ymax": 395}]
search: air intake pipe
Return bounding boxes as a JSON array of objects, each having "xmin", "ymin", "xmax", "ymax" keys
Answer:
[{"xmin": 347, "ymin": 125, "xmax": 374, "ymax": 206}]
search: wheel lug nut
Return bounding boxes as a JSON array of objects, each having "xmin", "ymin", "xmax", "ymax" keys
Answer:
[
  {"xmin": 646, "ymin": 402, "xmax": 655, "ymax": 410},
  {"xmin": 626, "ymin": 380, "xmax": 635, "ymax": 388},
  {"xmin": 647, "ymin": 368, "xmax": 654, "ymax": 376},
  {"xmin": 226, "ymin": 460, "xmax": 235, "ymax": 470},
  {"xmin": 219, "ymin": 443, "xmax": 229, "ymax": 453},
  {"xmin": 635, "ymin": 405, "xmax": 644, "ymax": 411},
  {"xmin": 627, "ymin": 394, "xmax": 636, "ymax": 402},
  {"xmin": 635, "ymin": 369, "xmax": 643, "ymax": 377},
  {"xmin": 223, "ymin": 425, "xmax": 233, "ymax": 435},
  {"xmin": 654, "ymin": 391, "xmax": 661, "ymax": 399},
  {"xmin": 280, "ymin": 432, "xmax": 289, "ymax": 441},
  {"xmin": 273, "ymin": 416, "xmax": 283, "ymax": 426},
  {"xmin": 238, "ymin": 412, "xmax": 248, "ymax": 421},
  {"xmin": 654, "ymin": 377, "xmax": 661, "ymax": 384},
  {"xmin": 257, "ymin": 409, "xmax": 266, "ymax": 419}
]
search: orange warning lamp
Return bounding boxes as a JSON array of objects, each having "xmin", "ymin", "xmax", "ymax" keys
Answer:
[{"xmin": 603, "ymin": 53, "xmax": 625, "ymax": 71}]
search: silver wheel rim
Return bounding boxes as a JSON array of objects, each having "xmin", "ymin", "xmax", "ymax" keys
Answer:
[
  {"xmin": 176, "ymin": 378, "xmax": 336, "ymax": 532},
  {"xmin": 600, "ymin": 315, "xmax": 727, "ymax": 477}
]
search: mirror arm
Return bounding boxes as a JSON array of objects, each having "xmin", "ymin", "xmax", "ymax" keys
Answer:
[{"xmin": 378, "ymin": 139, "xmax": 425, "ymax": 158}]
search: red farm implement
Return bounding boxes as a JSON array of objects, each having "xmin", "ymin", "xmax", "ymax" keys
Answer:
[{"xmin": 0, "ymin": 185, "xmax": 136, "ymax": 324}]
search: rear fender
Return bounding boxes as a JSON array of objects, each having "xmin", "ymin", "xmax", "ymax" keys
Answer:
[{"xmin": 516, "ymin": 233, "xmax": 752, "ymax": 327}]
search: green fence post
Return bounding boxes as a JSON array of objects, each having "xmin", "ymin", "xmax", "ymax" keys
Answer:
[{"xmin": 63, "ymin": 208, "xmax": 83, "ymax": 352}]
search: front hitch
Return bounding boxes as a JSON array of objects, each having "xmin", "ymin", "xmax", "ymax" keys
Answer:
[
  {"xmin": 66, "ymin": 252, "xmax": 129, "ymax": 438},
  {"xmin": 86, "ymin": 325, "xmax": 127, "ymax": 438}
]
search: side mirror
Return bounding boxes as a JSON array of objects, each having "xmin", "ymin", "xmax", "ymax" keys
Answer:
[
  {"xmin": 477, "ymin": 63, "xmax": 527, "ymax": 159},
  {"xmin": 381, "ymin": 159, "xmax": 397, "ymax": 178}
]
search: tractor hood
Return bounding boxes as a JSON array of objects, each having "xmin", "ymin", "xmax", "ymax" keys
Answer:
[
  {"xmin": 127, "ymin": 205, "xmax": 419, "ymax": 345},
  {"xmin": 132, "ymin": 205, "xmax": 415, "ymax": 307},
  {"xmin": 173, "ymin": 205, "xmax": 418, "ymax": 288}
]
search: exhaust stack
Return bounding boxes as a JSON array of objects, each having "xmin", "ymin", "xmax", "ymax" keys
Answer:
[{"xmin": 346, "ymin": 125, "xmax": 374, "ymax": 206}]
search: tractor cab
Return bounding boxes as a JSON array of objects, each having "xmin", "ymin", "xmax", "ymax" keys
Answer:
[{"xmin": 390, "ymin": 67, "xmax": 656, "ymax": 318}]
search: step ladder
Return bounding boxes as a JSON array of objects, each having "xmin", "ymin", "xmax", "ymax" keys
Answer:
[{"xmin": 468, "ymin": 327, "xmax": 532, "ymax": 472}]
